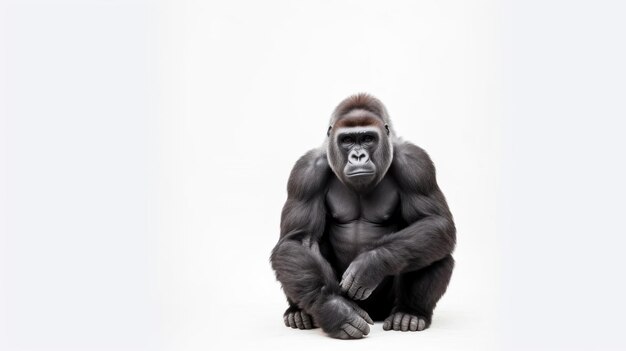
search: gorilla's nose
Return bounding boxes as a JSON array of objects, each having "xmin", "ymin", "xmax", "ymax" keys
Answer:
[{"xmin": 349, "ymin": 150, "xmax": 369, "ymax": 165}]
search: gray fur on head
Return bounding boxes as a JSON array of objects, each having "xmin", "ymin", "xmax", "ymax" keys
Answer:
[{"xmin": 328, "ymin": 93, "xmax": 395, "ymax": 135}]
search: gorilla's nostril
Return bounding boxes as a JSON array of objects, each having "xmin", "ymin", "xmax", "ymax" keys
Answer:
[
  {"xmin": 356, "ymin": 153, "xmax": 368, "ymax": 162},
  {"xmin": 350, "ymin": 152, "xmax": 367, "ymax": 164}
]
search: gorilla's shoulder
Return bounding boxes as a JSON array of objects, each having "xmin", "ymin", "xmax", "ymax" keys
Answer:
[
  {"xmin": 391, "ymin": 141, "xmax": 437, "ymax": 193},
  {"xmin": 287, "ymin": 148, "xmax": 331, "ymax": 199}
]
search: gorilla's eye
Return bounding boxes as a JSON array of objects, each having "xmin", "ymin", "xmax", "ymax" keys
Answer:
[
  {"xmin": 342, "ymin": 136, "xmax": 355, "ymax": 145},
  {"xmin": 363, "ymin": 135, "xmax": 375, "ymax": 143}
]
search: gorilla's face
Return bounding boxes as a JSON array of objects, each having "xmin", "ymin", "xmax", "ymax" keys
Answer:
[{"xmin": 327, "ymin": 111, "xmax": 393, "ymax": 193}]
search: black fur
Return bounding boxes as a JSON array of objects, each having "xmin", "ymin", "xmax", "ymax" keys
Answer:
[{"xmin": 270, "ymin": 94, "xmax": 456, "ymax": 338}]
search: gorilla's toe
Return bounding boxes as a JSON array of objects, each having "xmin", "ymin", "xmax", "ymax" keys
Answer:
[
  {"xmin": 283, "ymin": 309, "xmax": 316, "ymax": 329},
  {"xmin": 382, "ymin": 312, "xmax": 429, "ymax": 332}
]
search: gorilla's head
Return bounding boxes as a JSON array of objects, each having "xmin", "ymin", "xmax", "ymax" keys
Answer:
[{"xmin": 326, "ymin": 94, "xmax": 394, "ymax": 193}]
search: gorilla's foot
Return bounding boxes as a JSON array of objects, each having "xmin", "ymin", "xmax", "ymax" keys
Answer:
[
  {"xmin": 382, "ymin": 312, "xmax": 430, "ymax": 332},
  {"xmin": 283, "ymin": 307, "xmax": 317, "ymax": 330}
]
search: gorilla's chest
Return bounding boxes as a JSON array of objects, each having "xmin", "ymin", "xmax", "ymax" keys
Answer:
[
  {"xmin": 325, "ymin": 176, "xmax": 401, "ymax": 268},
  {"xmin": 326, "ymin": 176, "xmax": 400, "ymax": 223}
]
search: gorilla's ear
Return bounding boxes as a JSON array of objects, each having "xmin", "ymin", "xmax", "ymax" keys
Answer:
[
  {"xmin": 384, "ymin": 124, "xmax": 390, "ymax": 135},
  {"xmin": 327, "ymin": 125, "xmax": 332, "ymax": 137}
]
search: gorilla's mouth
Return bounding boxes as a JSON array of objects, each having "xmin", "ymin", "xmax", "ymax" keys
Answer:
[{"xmin": 346, "ymin": 170, "xmax": 375, "ymax": 177}]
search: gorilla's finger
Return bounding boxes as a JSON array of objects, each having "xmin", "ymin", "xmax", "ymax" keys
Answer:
[
  {"xmin": 348, "ymin": 302, "xmax": 374, "ymax": 324},
  {"xmin": 417, "ymin": 318, "xmax": 426, "ymax": 331},
  {"xmin": 350, "ymin": 318, "xmax": 370, "ymax": 335},
  {"xmin": 401, "ymin": 314, "xmax": 411, "ymax": 331},
  {"xmin": 342, "ymin": 324, "xmax": 364, "ymax": 339},
  {"xmin": 340, "ymin": 273, "xmax": 354, "ymax": 292},
  {"xmin": 383, "ymin": 315, "xmax": 393, "ymax": 330},
  {"xmin": 288, "ymin": 313, "xmax": 296, "ymax": 328},
  {"xmin": 340, "ymin": 280, "xmax": 352, "ymax": 294},
  {"xmin": 354, "ymin": 287, "xmax": 364, "ymax": 300},
  {"xmin": 294, "ymin": 311, "xmax": 304, "ymax": 329},
  {"xmin": 409, "ymin": 316, "xmax": 418, "ymax": 331},
  {"xmin": 361, "ymin": 289, "xmax": 373, "ymax": 300},
  {"xmin": 358, "ymin": 288, "xmax": 369, "ymax": 300},
  {"xmin": 283, "ymin": 315, "xmax": 289, "ymax": 327},
  {"xmin": 393, "ymin": 313, "xmax": 403, "ymax": 331},
  {"xmin": 302, "ymin": 313, "xmax": 312, "ymax": 329},
  {"xmin": 348, "ymin": 282, "xmax": 360, "ymax": 299}
]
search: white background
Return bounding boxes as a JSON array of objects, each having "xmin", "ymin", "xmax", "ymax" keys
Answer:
[{"xmin": 1, "ymin": 1, "xmax": 624, "ymax": 350}]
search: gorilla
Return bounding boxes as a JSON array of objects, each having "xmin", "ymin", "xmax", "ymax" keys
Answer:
[{"xmin": 270, "ymin": 94, "xmax": 456, "ymax": 339}]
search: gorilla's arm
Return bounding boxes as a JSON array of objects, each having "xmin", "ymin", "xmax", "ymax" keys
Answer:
[
  {"xmin": 340, "ymin": 142, "xmax": 456, "ymax": 300},
  {"xmin": 270, "ymin": 149, "xmax": 373, "ymax": 338}
]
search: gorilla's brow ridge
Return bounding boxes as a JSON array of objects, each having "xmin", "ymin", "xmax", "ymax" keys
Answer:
[{"xmin": 334, "ymin": 115, "xmax": 384, "ymax": 129}]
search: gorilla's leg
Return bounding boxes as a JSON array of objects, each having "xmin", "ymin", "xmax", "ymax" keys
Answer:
[
  {"xmin": 383, "ymin": 255, "xmax": 454, "ymax": 332},
  {"xmin": 283, "ymin": 299, "xmax": 318, "ymax": 330}
]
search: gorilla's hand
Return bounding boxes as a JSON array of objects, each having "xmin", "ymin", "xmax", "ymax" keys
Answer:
[
  {"xmin": 314, "ymin": 296, "xmax": 373, "ymax": 339},
  {"xmin": 340, "ymin": 250, "xmax": 386, "ymax": 300}
]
